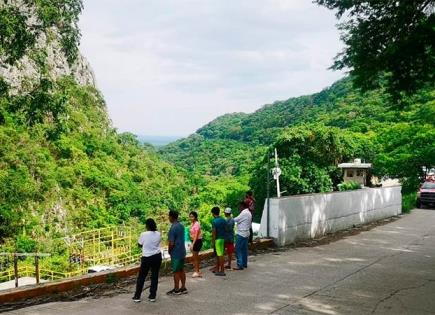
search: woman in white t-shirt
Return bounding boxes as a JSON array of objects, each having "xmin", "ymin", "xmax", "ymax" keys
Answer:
[{"xmin": 133, "ymin": 218, "xmax": 162, "ymax": 303}]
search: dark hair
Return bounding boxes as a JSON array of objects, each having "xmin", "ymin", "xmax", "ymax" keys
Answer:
[
  {"xmin": 168, "ymin": 210, "xmax": 179, "ymax": 220},
  {"xmin": 145, "ymin": 218, "xmax": 157, "ymax": 231},
  {"xmin": 189, "ymin": 211, "xmax": 198, "ymax": 220},
  {"xmin": 246, "ymin": 190, "xmax": 253, "ymax": 196},
  {"xmin": 239, "ymin": 201, "xmax": 248, "ymax": 209},
  {"xmin": 211, "ymin": 206, "xmax": 220, "ymax": 216}
]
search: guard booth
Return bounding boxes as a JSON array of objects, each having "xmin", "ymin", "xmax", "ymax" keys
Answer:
[{"xmin": 338, "ymin": 158, "xmax": 372, "ymax": 186}]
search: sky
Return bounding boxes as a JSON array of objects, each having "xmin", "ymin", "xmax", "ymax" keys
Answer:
[{"xmin": 79, "ymin": 0, "xmax": 344, "ymax": 137}]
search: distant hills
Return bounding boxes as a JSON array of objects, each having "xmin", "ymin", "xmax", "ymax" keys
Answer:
[
  {"xmin": 160, "ymin": 77, "xmax": 361, "ymax": 176},
  {"xmin": 136, "ymin": 135, "xmax": 181, "ymax": 147}
]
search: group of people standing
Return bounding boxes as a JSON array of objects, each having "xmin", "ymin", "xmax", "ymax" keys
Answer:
[{"xmin": 132, "ymin": 191, "xmax": 255, "ymax": 303}]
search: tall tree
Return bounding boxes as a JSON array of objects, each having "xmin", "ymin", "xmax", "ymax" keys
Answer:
[{"xmin": 315, "ymin": 0, "xmax": 435, "ymax": 98}]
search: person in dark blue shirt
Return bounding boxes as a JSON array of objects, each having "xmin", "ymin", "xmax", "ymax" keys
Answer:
[
  {"xmin": 167, "ymin": 210, "xmax": 187, "ymax": 295},
  {"xmin": 224, "ymin": 207, "xmax": 235, "ymax": 269}
]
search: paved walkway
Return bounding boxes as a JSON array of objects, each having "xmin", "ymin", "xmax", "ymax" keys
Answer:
[{"xmin": 6, "ymin": 209, "xmax": 435, "ymax": 315}]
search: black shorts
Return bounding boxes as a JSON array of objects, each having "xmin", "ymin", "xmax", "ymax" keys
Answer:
[{"xmin": 192, "ymin": 239, "xmax": 203, "ymax": 252}]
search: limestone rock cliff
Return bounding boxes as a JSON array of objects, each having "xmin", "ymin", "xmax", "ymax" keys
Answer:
[{"xmin": 0, "ymin": 0, "xmax": 95, "ymax": 93}]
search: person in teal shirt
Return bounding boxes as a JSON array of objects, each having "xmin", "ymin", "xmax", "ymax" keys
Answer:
[{"xmin": 211, "ymin": 207, "xmax": 227, "ymax": 276}]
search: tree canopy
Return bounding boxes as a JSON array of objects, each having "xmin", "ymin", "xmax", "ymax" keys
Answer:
[
  {"xmin": 315, "ymin": 0, "xmax": 435, "ymax": 98},
  {"xmin": 249, "ymin": 124, "xmax": 374, "ymax": 217},
  {"xmin": 163, "ymin": 77, "xmax": 434, "ymax": 218}
]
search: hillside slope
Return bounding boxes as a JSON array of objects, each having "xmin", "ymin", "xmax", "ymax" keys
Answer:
[
  {"xmin": 160, "ymin": 76, "xmax": 434, "ymax": 215},
  {"xmin": 160, "ymin": 77, "xmax": 392, "ymax": 174},
  {"xmin": 0, "ymin": 0, "xmax": 191, "ymax": 248}
]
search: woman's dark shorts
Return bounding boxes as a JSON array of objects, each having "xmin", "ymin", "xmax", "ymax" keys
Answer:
[{"xmin": 192, "ymin": 239, "xmax": 203, "ymax": 252}]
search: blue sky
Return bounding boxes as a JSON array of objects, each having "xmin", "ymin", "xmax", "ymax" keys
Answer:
[{"xmin": 79, "ymin": 0, "xmax": 344, "ymax": 137}]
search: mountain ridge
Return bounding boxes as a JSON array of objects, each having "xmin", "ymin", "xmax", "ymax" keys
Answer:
[{"xmin": 160, "ymin": 77, "xmax": 355, "ymax": 175}]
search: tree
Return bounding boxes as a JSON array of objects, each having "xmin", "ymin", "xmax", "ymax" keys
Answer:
[
  {"xmin": 315, "ymin": 0, "xmax": 435, "ymax": 98},
  {"xmin": 374, "ymin": 123, "xmax": 435, "ymax": 192},
  {"xmin": 373, "ymin": 87, "xmax": 434, "ymax": 192},
  {"xmin": 250, "ymin": 124, "xmax": 374, "ymax": 218}
]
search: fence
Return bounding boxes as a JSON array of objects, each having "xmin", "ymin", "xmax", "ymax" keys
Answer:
[
  {"xmin": 0, "ymin": 225, "xmax": 145, "ymax": 288},
  {"xmin": 65, "ymin": 225, "xmax": 143, "ymax": 267},
  {"xmin": 0, "ymin": 253, "xmax": 50, "ymax": 287}
]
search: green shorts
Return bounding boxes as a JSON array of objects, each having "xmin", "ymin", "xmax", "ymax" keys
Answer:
[
  {"xmin": 171, "ymin": 258, "xmax": 185, "ymax": 273},
  {"xmin": 215, "ymin": 239, "xmax": 225, "ymax": 257}
]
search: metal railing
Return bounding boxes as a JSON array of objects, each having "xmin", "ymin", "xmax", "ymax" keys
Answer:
[
  {"xmin": 0, "ymin": 225, "xmax": 145, "ymax": 287},
  {"xmin": 0, "ymin": 253, "xmax": 50, "ymax": 287}
]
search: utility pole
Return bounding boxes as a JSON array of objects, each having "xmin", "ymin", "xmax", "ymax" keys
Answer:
[
  {"xmin": 266, "ymin": 148, "xmax": 271, "ymax": 238},
  {"xmin": 272, "ymin": 148, "xmax": 282, "ymax": 198},
  {"xmin": 266, "ymin": 148, "xmax": 282, "ymax": 238}
]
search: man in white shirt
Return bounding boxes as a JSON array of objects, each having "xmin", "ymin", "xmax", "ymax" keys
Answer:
[{"xmin": 233, "ymin": 201, "xmax": 252, "ymax": 270}]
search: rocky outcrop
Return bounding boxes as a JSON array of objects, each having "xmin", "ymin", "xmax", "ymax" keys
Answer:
[{"xmin": 0, "ymin": 0, "xmax": 95, "ymax": 93}]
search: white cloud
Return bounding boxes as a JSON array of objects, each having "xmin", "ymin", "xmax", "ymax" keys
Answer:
[{"xmin": 79, "ymin": 0, "xmax": 344, "ymax": 136}]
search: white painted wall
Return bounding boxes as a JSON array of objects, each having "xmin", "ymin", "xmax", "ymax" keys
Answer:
[{"xmin": 259, "ymin": 186, "xmax": 402, "ymax": 246}]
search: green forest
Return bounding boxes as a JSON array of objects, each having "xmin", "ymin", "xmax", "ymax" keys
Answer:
[
  {"xmin": 0, "ymin": 0, "xmax": 252, "ymax": 259},
  {"xmin": 162, "ymin": 78, "xmax": 434, "ymax": 219},
  {"xmin": 0, "ymin": 0, "xmax": 434, "ymax": 275}
]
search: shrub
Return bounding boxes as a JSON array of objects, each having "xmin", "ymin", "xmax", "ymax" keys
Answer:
[
  {"xmin": 338, "ymin": 181, "xmax": 362, "ymax": 191},
  {"xmin": 402, "ymin": 192, "xmax": 416, "ymax": 213},
  {"xmin": 15, "ymin": 235, "xmax": 37, "ymax": 253}
]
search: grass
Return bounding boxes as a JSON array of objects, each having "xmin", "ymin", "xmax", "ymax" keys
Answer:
[{"xmin": 402, "ymin": 192, "xmax": 416, "ymax": 213}]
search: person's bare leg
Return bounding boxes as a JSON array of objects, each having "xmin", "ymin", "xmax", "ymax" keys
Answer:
[
  {"xmin": 181, "ymin": 270, "xmax": 186, "ymax": 289},
  {"xmin": 174, "ymin": 273, "xmax": 180, "ymax": 290},
  {"xmin": 193, "ymin": 252, "xmax": 199, "ymax": 273},
  {"xmin": 196, "ymin": 253, "xmax": 201, "ymax": 273},
  {"xmin": 219, "ymin": 257, "xmax": 225, "ymax": 273},
  {"xmin": 227, "ymin": 252, "xmax": 232, "ymax": 268}
]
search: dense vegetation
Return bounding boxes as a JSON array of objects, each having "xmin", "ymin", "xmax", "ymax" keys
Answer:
[
  {"xmin": 163, "ymin": 134, "xmax": 264, "ymax": 177},
  {"xmin": 161, "ymin": 78, "xmax": 435, "ymax": 218},
  {"xmin": 315, "ymin": 0, "xmax": 435, "ymax": 99},
  {"xmin": 0, "ymin": 0, "xmax": 433, "ymax": 270},
  {"xmin": 0, "ymin": 0, "xmax": 195, "ymax": 258},
  {"xmin": 249, "ymin": 124, "xmax": 374, "ymax": 212},
  {"xmin": 0, "ymin": 1, "xmax": 256, "ymax": 267},
  {"xmin": 0, "ymin": 77, "xmax": 192, "ymax": 247}
]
